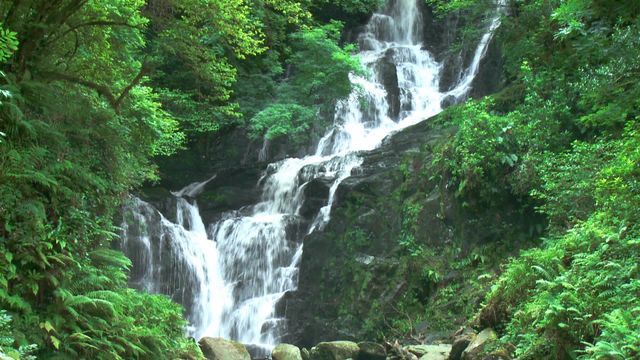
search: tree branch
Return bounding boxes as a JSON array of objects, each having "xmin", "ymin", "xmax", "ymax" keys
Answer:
[
  {"xmin": 40, "ymin": 61, "xmax": 150, "ymax": 113},
  {"xmin": 46, "ymin": 21, "xmax": 143, "ymax": 47},
  {"xmin": 41, "ymin": 71, "xmax": 118, "ymax": 108},
  {"xmin": 115, "ymin": 62, "xmax": 149, "ymax": 109}
]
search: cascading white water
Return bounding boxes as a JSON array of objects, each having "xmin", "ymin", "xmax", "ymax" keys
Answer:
[
  {"xmin": 121, "ymin": 196, "xmax": 233, "ymax": 337},
  {"xmin": 121, "ymin": 0, "xmax": 505, "ymax": 353}
]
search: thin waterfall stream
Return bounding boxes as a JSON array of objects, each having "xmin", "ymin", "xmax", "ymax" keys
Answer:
[{"xmin": 121, "ymin": 0, "xmax": 505, "ymax": 353}]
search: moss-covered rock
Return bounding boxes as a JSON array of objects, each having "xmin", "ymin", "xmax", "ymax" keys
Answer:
[
  {"xmin": 449, "ymin": 328, "xmax": 475, "ymax": 360},
  {"xmin": 273, "ymin": 343, "xmax": 303, "ymax": 360},
  {"xmin": 198, "ymin": 337, "xmax": 250, "ymax": 360},
  {"xmin": 406, "ymin": 344, "xmax": 451, "ymax": 360},
  {"xmin": 309, "ymin": 341, "xmax": 360, "ymax": 360},
  {"xmin": 461, "ymin": 329, "xmax": 497, "ymax": 360},
  {"xmin": 358, "ymin": 341, "xmax": 386, "ymax": 360}
]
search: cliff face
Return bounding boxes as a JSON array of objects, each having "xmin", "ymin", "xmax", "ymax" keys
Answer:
[
  {"xmin": 139, "ymin": 1, "xmax": 513, "ymax": 348},
  {"xmin": 281, "ymin": 116, "xmax": 540, "ymax": 347}
]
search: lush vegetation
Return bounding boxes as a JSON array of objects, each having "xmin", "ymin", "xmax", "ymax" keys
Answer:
[
  {"xmin": 0, "ymin": 0, "xmax": 374, "ymax": 358},
  {"xmin": 426, "ymin": 0, "xmax": 640, "ymax": 358},
  {"xmin": 2, "ymin": 0, "xmax": 639, "ymax": 358},
  {"xmin": 305, "ymin": 1, "xmax": 640, "ymax": 358}
]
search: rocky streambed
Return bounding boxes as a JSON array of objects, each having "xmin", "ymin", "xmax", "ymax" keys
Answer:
[{"xmin": 197, "ymin": 327, "xmax": 511, "ymax": 360}]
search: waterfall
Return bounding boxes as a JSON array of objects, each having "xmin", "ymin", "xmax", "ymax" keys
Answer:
[{"xmin": 121, "ymin": 0, "xmax": 505, "ymax": 353}]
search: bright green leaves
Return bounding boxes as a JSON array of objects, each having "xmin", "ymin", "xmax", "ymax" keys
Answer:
[
  {"xmin": 486, "ymin": 217, "xmax": 640, "ymax": 360},
  {"xmin": 246, "ymin": 22, "xmax": 361, "ymax": 142},
  {"xmin": 124, "ymin": 86, "xmax": 185, "ymax": 157},
  {"xmin": 433, "ymin": 99, "xmax": 529, "ymax": 203},
  {"xmin": 0, "ymin": 311, "xmax": 37, "ymax": 359},
  {"xmin": 436, "ymin": 1, "xmax": 640, "ymax": 358},
  {"xmin": 263, "ymin": 0, "xmax": 313, "ymax": 25},
  {"xmin": 147, "ymin": 0, "xmax": 272, "ymax": 134},
  {"xmin": 286, "ymin": 21, "xmax": 362, "ymax": 106},
  {"xmin": 249, "ymin": 103, "xmax": 314, "ymax": 141},
  {"xmin": 551, "ymin": 0, "xmax": 591, "ymax": 39},
  {"xmin": 0, "ymin": 25, "xmax": 18, "ymax": 63},
  {"xmin": 313, "ymin": 0, "xmax": 383, "ymax": 15},
  {"xmin": 425, "ymin": 0, "xmax": 479, "ymax": 15}
]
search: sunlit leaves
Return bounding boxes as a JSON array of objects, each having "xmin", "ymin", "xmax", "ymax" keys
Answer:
[{"xmin": 0, "ymin": 26, "xmax": 18, "ymax": 63}]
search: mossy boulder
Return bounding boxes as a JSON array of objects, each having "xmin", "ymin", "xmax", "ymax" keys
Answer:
[
  {"xmin": 198, "ymin": 337, "xmax": 250, "ymax": 360},
  {"xmin": 358, "ymin": 341, "xmax": 386, "ymax": 360},
  {"xmin": 461, "ymin": 329, "xmax": 497, "ymax": 360},
  {"xmin": 309, "ymin": 341, "xmax": 360, "ymax": 360},
  {"xmin": 449, "ymin": 327, "xmax": 476, "ymax": 360},
  {"xmin": 273, "ymin": 343, "xmax": 303, "ymax": 360},
  {"xmin": 406, "ymin": 344, "xmax": 451, "ymax": 360}
]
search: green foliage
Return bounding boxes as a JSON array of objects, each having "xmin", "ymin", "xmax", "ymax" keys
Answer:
[
  {"xmin": 0, "ymin": 311, "xmax": 37, "ymax": 360},
  {"xmin": 425, "ymin": 0, "xmax": 480, "ymax": 14},
  {"xmin": 399, "ymin": 200, "xmax": 424, "ymax": 257},
  {"xmin": 483, "ymin": 216, "xmax": 640, "ymax": 359},
  {"xmin": 314, "ymin": 0, "xmax": 383, "ymax": 15},
  {"xmin": 428, "ymin": 1, "xmax": 640, "ymax": 358},
  {"xmin": 0, "ymin": 0, "xmax": 213, "ymax": 357},
  {"xmin": 145, "ymin": 0, "xmax": 271, "ymax": 134},
  {"xmin": 247, "ymin": 21, "xmax": 361, "ymax": 142},
  {"xmin": 0, "ymin": 25, "xmax": 18, "ymax": 63},
  {"xmin": 249, "ymin": 103, "xmax": 315, "ymax": 141}
]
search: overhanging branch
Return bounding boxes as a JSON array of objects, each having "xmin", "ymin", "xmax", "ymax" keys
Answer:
[{"xmin": 41, "ymin": 61, "xmax": 150, "ymax": 113}]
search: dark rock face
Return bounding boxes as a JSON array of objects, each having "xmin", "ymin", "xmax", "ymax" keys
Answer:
[
  {"xmin": 358, "ymin": 342, "xmax": 387, "ymax": 360},
  {"xmin": 421, "ymin": 5, "xmax": 505, "ymax": 99},
  {"xmin": 449, "ymin": 328, "xmax": 476, "ymax": 360},
  {"xmin": 282, "ymin": 113, "xmax": 540, "ymax": 346},
  {"xmin": 282, "ymin": 122, "xmax": 457, "ymax": 348},
  {"xmin": 468, "ymin": 39, "xmax": 504, "ymax": 99},
  {"xmin": 376, "ymin": 49, "xmax": 401, "ymax": 120}
]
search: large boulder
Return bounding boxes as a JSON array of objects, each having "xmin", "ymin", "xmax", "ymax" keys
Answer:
[
  {"xmin": 448, "ymin": 327, "xmax": 476, "ymax": 360},
  {"xmin": 461, "ymin": 329, "xmax": 497, "ymax": 360},
  {"xmin": 309, "ymin": 341, "xmax": 360, "ymax": 360},
  {"xmin": 358, "ymin": 341, "xmax": 386, "ymax": 360},
  {"xmin": 406, "ymin": 344, "xmax": 452, "ymax": 360},
  {"xmin": 273, "ymin": 343, "xmax": 303, "ymax": 360},
  {"xmin": 198, "ymin": 337, "xmax": 251, "ymax": 360}
]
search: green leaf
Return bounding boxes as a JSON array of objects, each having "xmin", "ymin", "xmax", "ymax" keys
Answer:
[{"xmin": 50, "ymin": 335, "xmax": 61, "ymax": 350}]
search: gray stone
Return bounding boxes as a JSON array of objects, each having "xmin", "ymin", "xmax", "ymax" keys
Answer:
[
  {"xmin": 449, "ymin": 327, "xmax": 475, "ymax": 360},
  {"xmin": 198, "ymin": 337, "xmax": 250, "ymax": 360},
  {"xmin": 405, "ymin": 344, "xmax": 451, "ymax": 360},
  {"xmin": 461, "ymin": 329, "xmax": 498, "ymax": 360},
  {"xmin": 301, "ymin": 348, "xmax": 311, "ymax": 360},
  {"xmin": 358, "ymin": 341, "xmax": 386, "ymax": 360},
  {"xmin": 309, "ymin": 341, "xmax": 360, "ymax": 360},
  {"xmin": 273, "ymin": 343, "xmax": 303, "ymax": 360}
]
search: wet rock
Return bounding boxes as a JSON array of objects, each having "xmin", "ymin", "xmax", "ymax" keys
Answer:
[
  {"xmin": 461, "ymin": 329, "xmax": 497, "ymax": 360},
  {"xmin": 309, "ymin": 341, "xmax": 360, "ymax": 360},
  {"xmin": 198, "ymin": 337, "xmax": 250, "ymax": 360},
  {"xmin": 469, "ymin": 39, "xmax": 504, "ymax": 100},
  {"xmin": 440, "ymin": 94, "xmax": 458, "ymax": 109},
  {"xmin": 406, "ymin": 344, "xmax": 451, "ymax": 360},
  {"xmin": 301, "ymin": 348, "xmax": 311, "ymax": 360},
  {"xmin": 376, "ymin": 49, "xmax": 401, "ymax": 120},
  {"xmin": 272, "ymin": 343, "xmax": 303, "ymax": 360},
  {"xmin": 358, "ymin": 341, "xmax": 386, "ymax": 360},
  {"xmin": 484, "ymin": 349, "xmax": 512, "ymax": 360},
  {"xmin": 299, "ymin": 177, "xmax": 332, "ymax": 218},
  {"xmin": 448, "ymin": 327, "xmax": 476, "ymax": 360},
  {"xmin": 386, "ymin": 341, "xmax": 418, "ymax": 360}
]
